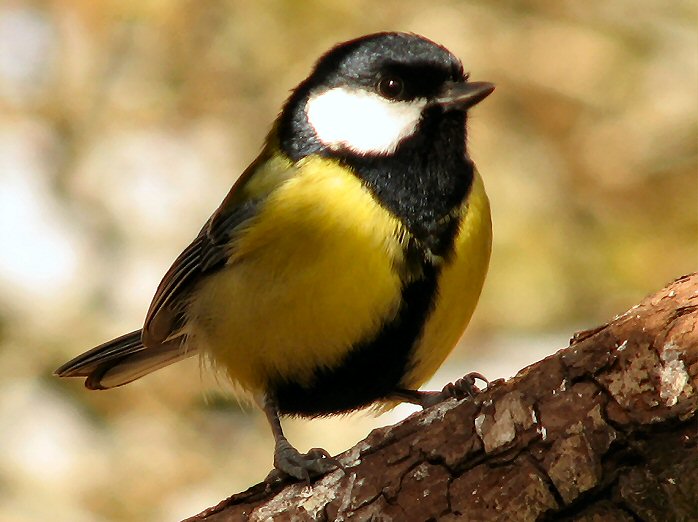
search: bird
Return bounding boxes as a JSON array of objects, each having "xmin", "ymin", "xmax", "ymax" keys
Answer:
[{"xmin": 55, "ymin": 32, "xmax": 494, "ymax": 481}]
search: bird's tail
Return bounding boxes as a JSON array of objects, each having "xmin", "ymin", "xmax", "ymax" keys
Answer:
[{"xmin": 55, "ymin": 330, "xmax": 196, "ymax": 389}]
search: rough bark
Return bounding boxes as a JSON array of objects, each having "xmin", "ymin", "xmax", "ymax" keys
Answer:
[{"xmin": 185, "ymin": 274, "xmax": 698, "ymax": 522}]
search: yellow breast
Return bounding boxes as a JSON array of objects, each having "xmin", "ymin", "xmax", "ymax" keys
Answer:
[
  {"xmin": 186, "ymin": 155, "xmax": 491, "ymax": 403},
  {"xmin": 186, "ymin": 157, "xmax": 408, "ymax": 394}
]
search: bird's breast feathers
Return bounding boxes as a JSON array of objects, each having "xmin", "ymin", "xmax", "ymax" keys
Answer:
[
  {"xmin": 187, "ymin": 156, "xmax": 405, "ymax": 391},
  {"xmin": 185, "ymin": 155, "xmax": 491, "ymax": 397}
]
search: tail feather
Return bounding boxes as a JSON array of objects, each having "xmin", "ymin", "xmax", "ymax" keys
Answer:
[
  {"xmin": 55, "ymin": 329, "xmax": 196, "ymax": 390},
  {"xmin": 55, "ymin": 330, "xmax": 146, "ymax": 377}
]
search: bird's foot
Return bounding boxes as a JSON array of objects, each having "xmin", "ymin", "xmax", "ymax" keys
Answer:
[
  {"xmin": 396, "ymin": 372, "xmax": 489, "ymax": 409},
  {"xmin": 436, "ymin": 372, "xmax": 489, "ymax": 403},
  {"xmin": 266, "ymin": 440, "xmax": 341, "ymax": 483}
]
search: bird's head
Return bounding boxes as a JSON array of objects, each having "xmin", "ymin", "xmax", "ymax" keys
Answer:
[{"xmin": 278, "ymin": 32, "xmax": 494, "ymax": 161}]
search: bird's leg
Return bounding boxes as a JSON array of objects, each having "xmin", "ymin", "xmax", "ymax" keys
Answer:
[
  {"xmin": 391, "ymin": 372, "xmax": 489, "ymax": 409},
  {"xmin": 262, "ymin": 395, "xmax": 340, "ymax": 483}
]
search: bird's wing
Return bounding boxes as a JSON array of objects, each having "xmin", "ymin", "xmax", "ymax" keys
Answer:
[{"xmin": 142, "ymin": 146, "xmax": 296, "ymax": 346}]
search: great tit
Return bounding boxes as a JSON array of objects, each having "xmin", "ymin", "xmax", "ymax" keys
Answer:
[{"xmin": 55, "ymin": 32, "xmax": 494, "ymax": 481}]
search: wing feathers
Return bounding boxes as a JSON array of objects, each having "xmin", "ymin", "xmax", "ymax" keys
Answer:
[{"xmin": 143, "ymin": 236, "xmax": 206, "ymax": 343}]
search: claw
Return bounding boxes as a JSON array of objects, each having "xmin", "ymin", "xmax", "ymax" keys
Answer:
[
  {"xmin": 272, "ymin": 439, "xmax": 339, "ymax": 483},
  {"xmin": 443, "ymin": 372, "xmax": 489, "ymax": 399},
  {"xmin": 392, "ymin": 371, "xmax": 490, "ymax": 409}
]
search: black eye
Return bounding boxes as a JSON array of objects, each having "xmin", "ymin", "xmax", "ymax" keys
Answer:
[{"xmin": 377, "ymin": 76, "xmax": 404, "ymax": 100}]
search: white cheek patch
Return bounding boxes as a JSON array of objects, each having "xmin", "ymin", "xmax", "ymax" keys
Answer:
[{"xmin": 305, "ymin": 87, "xmax": 426, "ymax": 155}]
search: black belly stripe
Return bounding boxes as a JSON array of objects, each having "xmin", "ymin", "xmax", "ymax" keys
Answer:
[
  {"xmin": 273, "ymin": 259, "xmax": 440, "ymax": 416},
  {"xmin": 272, "ymin": 153, "xmax": 475, "ymax": 417},
  {"xmin": 272, "ymin": 109, "xmax": 474, "ymax": 416}
]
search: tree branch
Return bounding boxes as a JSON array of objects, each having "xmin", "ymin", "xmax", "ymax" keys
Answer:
[{"xmin": 185, "ymin": 273, "xmax": 698, "ymax": 521}]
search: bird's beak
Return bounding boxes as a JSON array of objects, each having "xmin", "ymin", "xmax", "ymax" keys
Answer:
[{"xmin": 432, "ymin": 81, "xmax": 495, "ymax": 111}]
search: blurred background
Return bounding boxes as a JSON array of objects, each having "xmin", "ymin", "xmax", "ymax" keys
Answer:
[{"xmin": 0, "ymin": 0, "xmax": 695, "ymax": 520}]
